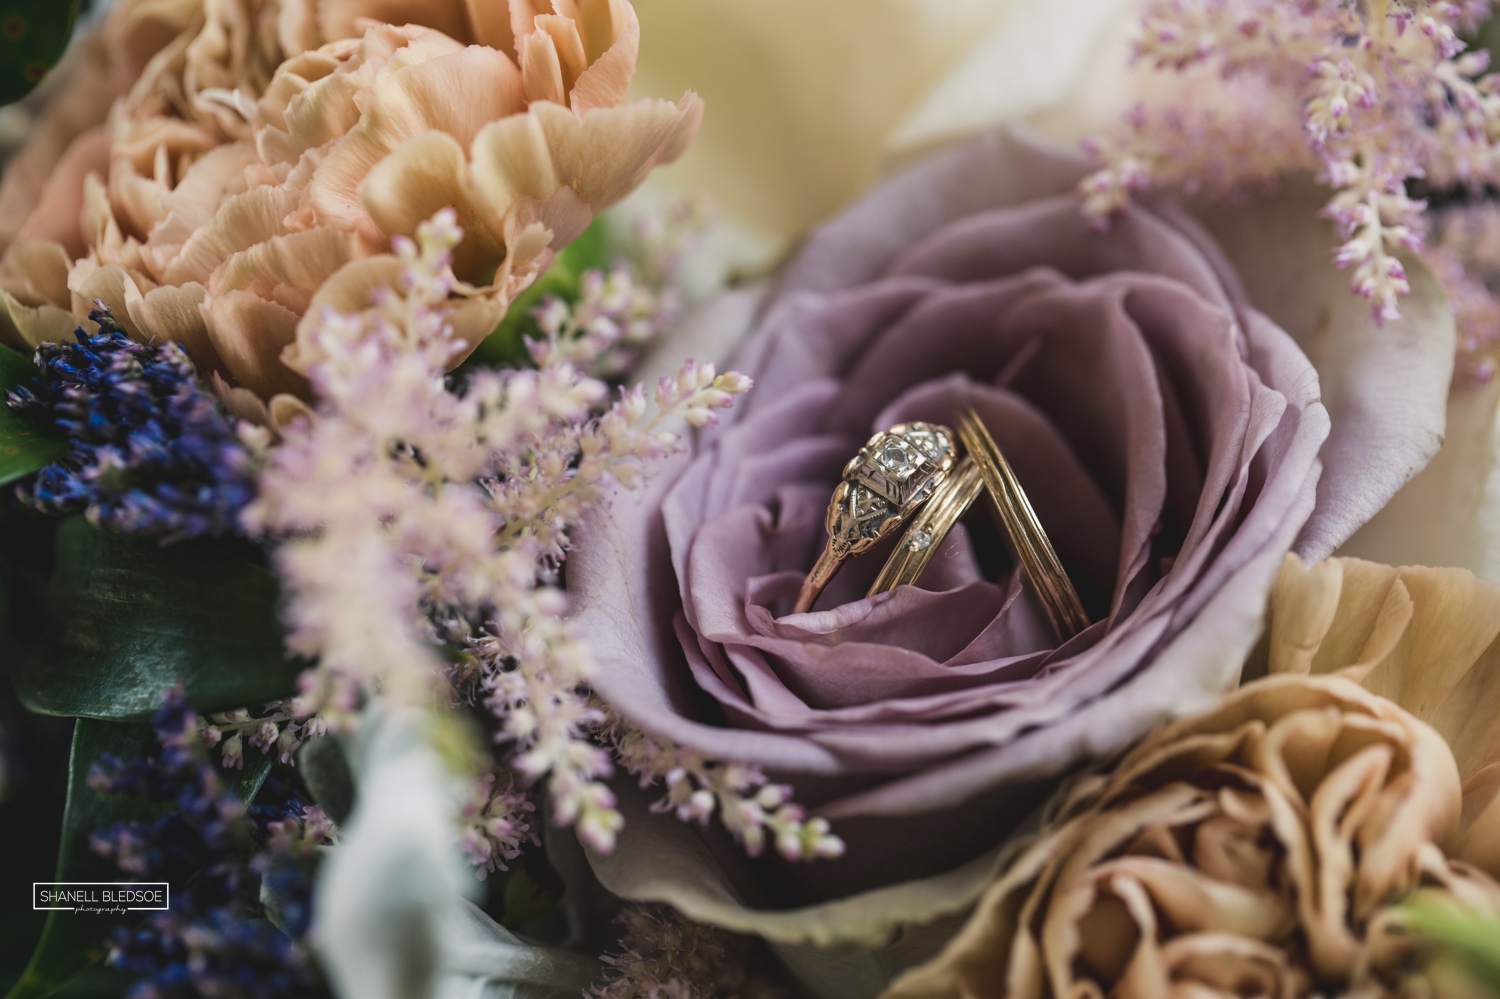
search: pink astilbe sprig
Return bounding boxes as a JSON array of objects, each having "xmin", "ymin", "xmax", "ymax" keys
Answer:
[
  {"xmin": 599, "ymin": 710, "xmax": 845, "ymax": 863},
  {"xmin": 529, "ymin": 268, "xmax": 678, "ymax": 377},
  {"xmin": 202, "ymin": 701, "xmax": 327, "ymax": 770},
  {"xmin": 457, "ymin": 771, "xmax": 538, "ymax": 880},
  {"xmin": 244, "ymin": 208, "xmax": 752, "ymax": 852},
  {"xmin": 1085, "ymin": 0, "xmax": 1500, "ymax": 321},
  {"xmin": 1423, "ymin": 201, "xmax": 1500, "ymax": 381}
]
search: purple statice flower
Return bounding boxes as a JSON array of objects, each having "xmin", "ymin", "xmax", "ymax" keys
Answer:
[
  {"xmin": 88, "ymin": 689, "xmax": 331, "ymax": 999},
  {"xmin": 7, "ymin": 308, "xmax": 255, "ymax": 540}
]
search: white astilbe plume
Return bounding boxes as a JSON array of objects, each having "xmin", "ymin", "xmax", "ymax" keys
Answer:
[
  {"xmin": 1084, "ymin": 0, "xmax": 1500, "ymax": 322},
  {"xmin": 599, "ymin": 710, "xmax": 845, "ymax": 863},
  {"xmin": 244, "ymin": 209, "xmax": 752, "ymax": 851}
]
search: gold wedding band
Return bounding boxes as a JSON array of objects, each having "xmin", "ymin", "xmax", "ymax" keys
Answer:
[
  {"xmin": 867, "ymin": 457, "xmax": 985, "ymax": 596},
  {"xmin": 793, "ymin": 422, "xmax": 956, "ymax": 614},
  {"xmin": 957, "ymin": 409, "xmax": 1089, "ymax": 641}
]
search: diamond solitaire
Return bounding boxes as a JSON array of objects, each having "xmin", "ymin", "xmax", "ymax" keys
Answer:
[{"xmin": 845, "ymin": 423, "xmax": 955, "ymax": 508}]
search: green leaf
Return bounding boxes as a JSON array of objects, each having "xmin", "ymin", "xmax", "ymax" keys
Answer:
[
  {"xmin": 15, "ymin": 517, "xmax": 304, "ymax": 720},
  {"xmin": 0, "ymin": 0, "xmax": 80, "ymax": 106},
  {"xmin": 1404, "ymin": 900, "xmax": 1500, "ymax": 992},
  {"xmin": 297, "ymin": 736, "xmax": 354, "ymax": 825},
  {"xmin": 458, "ymin": 217, "xmax": 612, "ymax": 371},
  {"xmin": 4, "ymin": 719, "xmax": 273, "ymax": 999},
  {"xmin": 0, "ymin": 343, "xmax": 67, "ymax": 487}
]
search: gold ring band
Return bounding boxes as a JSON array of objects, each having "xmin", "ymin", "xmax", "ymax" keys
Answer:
[
  {"xmin": 957, "ymin": 409, "xmax": 1089, "ymax": 641},
  {"xmin": 793, "ymin": 422, "xmax": 956, "ymax": 614},
  {"xmin": 867, "ymin": 457, "xmax": 985, "ymax": 596}
]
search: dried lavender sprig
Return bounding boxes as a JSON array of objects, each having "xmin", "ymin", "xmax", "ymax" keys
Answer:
[
  {"xmin": 7, "ymin": 308, "xmax": 257, "ymax": 539},
  {"xmin": 88, "ymin": 689, "xmax": 332, "ymax": 999}
]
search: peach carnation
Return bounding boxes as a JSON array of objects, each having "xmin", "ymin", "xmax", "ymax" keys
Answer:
[{"xmin": 0, "ymin": 0, "xmax": 700, "ymax": 407}]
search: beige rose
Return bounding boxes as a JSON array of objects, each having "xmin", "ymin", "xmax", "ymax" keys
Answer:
[
  {"xmin": 1254, "ymin": 554, "xmax": 1500, "ymax": 875},
  {"xmin": 0, "ymin": 0, "xmax": 700, "ymax": 404},
  {"xmin": 886, "ymin": 667, "xmax": 1500, "ymax": 999}
]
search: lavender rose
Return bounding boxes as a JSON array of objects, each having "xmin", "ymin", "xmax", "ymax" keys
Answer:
[{"xmin": 569, "ymin": 130, "xmax": 1451, "ymax": 931}]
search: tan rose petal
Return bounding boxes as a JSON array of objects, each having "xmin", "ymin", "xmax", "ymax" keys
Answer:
[
  {"xmin": 268, "ymin": 391, "xmax": 315, "ymax": 430},
  {"xmin": 1094, "ymin": 856, "xmax": 1293, "ymax": 940},
  {"xmin": 276, "ymin": 0, "xmax": 322, "ymax": 58},
  {"xmin": 1264, "ymin": 555, "xmax": 1500, "ymax": 875},
  {"xmin": 379, "ymin": 46, "xmax": 527, "ymax": 148},
  {"xmin": 1265, "ymin": 555, "xmax": 1344, "ymax": 677},
  {"xmin": 307, "ymin": 38, "xmax": 517, "ymax": 243},
  {"xmin": 1458, "ymin": 763, "xmax": 1500, "ymax": 873},
  {"xmin": 137, "ymin": 141, "xmax": 264, "ymax": 279},
  {"xmin": 1158, "ymin": 933, "xmax": 1302, "ymax": 999},
  {"xmin": 885, "ymin": 675, "xmax": 1481, "ymax": 999}
]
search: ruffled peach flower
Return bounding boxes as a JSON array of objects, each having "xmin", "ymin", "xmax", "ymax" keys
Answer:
[
  {"xmin": 0, "ymin": 0, "xmax": 700, "ymax": 405},
  {"xmin": 888, "ymin": 666, "xmax": 1500, "ymax": 999}
]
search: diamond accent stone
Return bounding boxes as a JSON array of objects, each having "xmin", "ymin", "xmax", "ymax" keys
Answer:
[{"xmin": 907, "ymin": 530, "xmax": 933, "ymax": 552}]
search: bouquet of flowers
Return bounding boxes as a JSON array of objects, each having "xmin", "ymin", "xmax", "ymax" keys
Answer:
[{"xmin": 1, "ymin": 1, "xmax": 1500, "ymax": 998}]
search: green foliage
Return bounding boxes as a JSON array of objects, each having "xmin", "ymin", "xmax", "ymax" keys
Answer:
[
  {"xmin": 15, "ymin": 517, "xmax": 304, "ymax": 720},
  {"xmin": 1404, "ymin": 900, "xmax": 1500, "ymax": 994},
  {"xmin": 0, "ymin": 343, "xmax": 67, "ymax": 487},
  {"xmin": 0, "ymin": 0, "xmax": 80, "ymax": 107},
  {"xmin": 3, "ymin": 719, "xmax": 272, "ymax": 999},
  {"xmin": 296, "ymin": 736, "xmax": 354, "ymax": 825},
  {"xmin": 457, "ymin": 218, "xmax": 611, "ymax": 371}
]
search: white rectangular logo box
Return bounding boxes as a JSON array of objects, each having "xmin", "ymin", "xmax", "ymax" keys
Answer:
[{"xmin": 33, "ymin": 883, "xmax": 170, "ymax": 910}]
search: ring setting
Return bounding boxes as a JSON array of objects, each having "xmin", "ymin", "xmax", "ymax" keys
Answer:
[
  {"xmin": 791, "ymin": 422, "xmax": 956, "ymax": 614},
  {"xmin": 796, "ymin": 408, "xmax": 1090, "ymax": 642}
]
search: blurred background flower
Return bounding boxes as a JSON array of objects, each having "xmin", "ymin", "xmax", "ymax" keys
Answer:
[{"xmin": 887, "ymin": 671, "xmax": 1500, "ymax": 999}]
